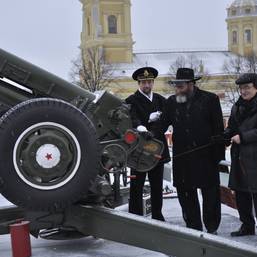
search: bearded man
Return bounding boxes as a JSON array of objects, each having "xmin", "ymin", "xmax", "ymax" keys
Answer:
[{"xmin": 162, "ymin": 68, "xmax": 225, "ymax": 234}]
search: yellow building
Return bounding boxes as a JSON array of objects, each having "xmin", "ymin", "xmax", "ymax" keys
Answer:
[
  {"xmin": 227, "ymin": 0, "xmax": 257, "ymax": 56},
  {"xmin": 79, "ymin": 0, "xmax": 133, "ymax": 64},
  {"xmin": 79, "ymin": 0, "xmax": 256, "ymax": 98}
]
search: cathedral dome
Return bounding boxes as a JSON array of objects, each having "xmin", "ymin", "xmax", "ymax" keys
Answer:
[
  {"xmin": 230, "ymin": 0, "xmax": 257, "ymax": 8},
  {"xmin": 230, "ymin": 0, "xmax": 257, "ymax": 7},
  {"xmin": 228, "ymin": 0, "xmax": 257, "ymax": 17}
]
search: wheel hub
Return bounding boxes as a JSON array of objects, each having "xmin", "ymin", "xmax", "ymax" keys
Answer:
[
  {"xmin": 36, "ymin": 144, "xmax": 61, "ymax": 169},
  {"xmin": 13, "ymin": 122, "xmax": 81, "ymax": 190}
]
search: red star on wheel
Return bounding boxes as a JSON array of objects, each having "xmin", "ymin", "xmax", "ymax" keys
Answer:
[{"xmin": 45, "ymin": 153, "xmax": 53, "ymax": 160}]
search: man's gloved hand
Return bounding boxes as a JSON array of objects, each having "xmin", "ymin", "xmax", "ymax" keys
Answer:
[
  {"xmin": 211, "ymin": 134, "xmax": 231, "ymax": 146},
  {"xmin": 136, "ymin": 125, "xmax": 148, "ymax": 132},
  {"xmin": 148, "ymin": 111, "xmax": 162, "ymax": 123},
  {"xmin": 136, "ymin": 125, "xmax": 154, "ymax": 140}
]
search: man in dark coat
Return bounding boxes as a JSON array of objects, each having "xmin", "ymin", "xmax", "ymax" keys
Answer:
[
  {"xmin": 224, "ymin": 73, "xmax": 257, "ymax": 237},
  {"xmin": 125, "ymin": 67, "xmax": 170, "ymax": 221},
  {"xmin": 162, "ymin": 68, "xmax": 225, "ymax": 233}
]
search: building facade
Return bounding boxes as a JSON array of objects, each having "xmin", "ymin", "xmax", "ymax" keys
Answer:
[
  {"xmin": 227, "ymin": 0, "xmax": 257, "ymax": 56},
  {"xmin": 80, "ymin": 0, "xmax": 133, "ymax": 63},
  {"xmin": 79, "ymin": 0, "xmax": 257, "ymax": 97}
]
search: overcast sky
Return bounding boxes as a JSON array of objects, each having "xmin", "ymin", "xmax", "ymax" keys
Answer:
[{"xmin": 0, "ymin": 0, "xmax": 232, "ymax": 80}]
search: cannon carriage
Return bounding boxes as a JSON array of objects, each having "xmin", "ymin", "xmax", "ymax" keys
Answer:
[{"xmin": 0, "ymin": 48, "xmax": 163, "ymax": 212}]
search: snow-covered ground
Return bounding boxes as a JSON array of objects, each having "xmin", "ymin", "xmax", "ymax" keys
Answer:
[{"xmin": 0, "ymin": 192, "xmax": 257, "ymax": 257}]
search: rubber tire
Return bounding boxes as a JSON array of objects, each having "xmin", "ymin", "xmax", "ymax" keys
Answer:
[{"xmin": 0, "ymin": 98, "xmax": 100, "ymax": 211}]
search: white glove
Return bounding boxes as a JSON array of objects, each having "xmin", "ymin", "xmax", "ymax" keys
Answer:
[
  {"xmin": 148, "ymin": 111, "xmax": 162, "ymax": 123},
  {"xmin": 136, "ymin": 125, "xmax": 148, "ymax": 132}
]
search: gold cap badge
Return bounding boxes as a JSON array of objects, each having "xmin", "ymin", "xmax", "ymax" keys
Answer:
[{"xmin": 144, "ymin": 70, "xmax": 149, "ymax": 77}]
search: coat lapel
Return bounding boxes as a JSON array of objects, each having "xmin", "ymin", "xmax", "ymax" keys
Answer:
[{"xmin": 135, "ymin": 90, "xmax": 152, "ymax": 104}]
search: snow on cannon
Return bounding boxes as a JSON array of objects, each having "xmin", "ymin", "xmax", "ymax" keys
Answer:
[{"xmin": 0, "ymin": 48, "xmax": 164, "ymax": 212}]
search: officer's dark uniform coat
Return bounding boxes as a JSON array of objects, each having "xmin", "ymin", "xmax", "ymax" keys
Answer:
[
  {"xmin": 125, "ymin": 90, "xmax": 170, "ymax": 221},
  {"xmin": 126, "ymin": 90, "xmax": 170, "ymax": 164}
]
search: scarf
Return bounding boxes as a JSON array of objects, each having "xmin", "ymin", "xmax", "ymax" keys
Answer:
[{"xmin": 235, "ymin": 93, "xmax": 257, "ymax": 123}]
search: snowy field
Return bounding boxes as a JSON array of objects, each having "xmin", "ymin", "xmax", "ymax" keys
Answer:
[{"xmin": 0, "ymin": 193, "xmax": 257, "ymax": 257}]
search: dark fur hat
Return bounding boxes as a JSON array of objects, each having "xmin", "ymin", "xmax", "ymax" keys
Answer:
[{"xmin": 236, "ymin": 73, "xmax": 257, "ymax": 88}]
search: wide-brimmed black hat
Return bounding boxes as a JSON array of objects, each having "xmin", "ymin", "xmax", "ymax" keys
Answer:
[
  {"xmin": 132, "ymin": 67, "xmax": 158, "ymax": 81},
  {"xmin": 235, "ymin": 73, "xmax": 257, "ymax": 87},
  {"xmin": 169, "ymin": 68, "xmax": 202, "ymax": 84}
]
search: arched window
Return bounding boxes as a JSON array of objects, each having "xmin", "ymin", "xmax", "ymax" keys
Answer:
[
  {"xmin": 231, "ymin": 9, "xmax": 237, "ymax": 16},
  {"xmin": 108, "ymin": 15, "xmax": 117, "ymax": 34},
  {"xmin": 232, "ymin": 31, "xmax": 238, "ymax": 44},
  {"xmin": 244, "ymin": 29, "xmax": 252, "ymax": 44},
  {"xmin": 245, "ymin": 8, "xmax": 251, "ymax": 14},
  {"xmin": 87, "ymin": 18, "xmax": 91, "ymax": 36}
]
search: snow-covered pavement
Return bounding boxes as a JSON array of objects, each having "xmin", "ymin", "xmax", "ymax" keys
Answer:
[{"xmin": 0, "ymin": 193, "xmax": 256, "ymax": 257}]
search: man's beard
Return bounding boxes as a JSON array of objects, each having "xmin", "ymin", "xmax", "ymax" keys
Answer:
[
  {"xmin": 176, "ymin": 95, "xmax": 187, "ymax": 103},
  {"xmin": 175, "ymin": 89, "xmax": 195, "ymax": 103}
]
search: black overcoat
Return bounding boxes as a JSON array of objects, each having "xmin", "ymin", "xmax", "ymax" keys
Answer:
[
  {"xmin": 225, "ymin": 96, "xmax": 257, "ymax": 193},
  {"xmin": 125, "ymin": 90, "xmax": 171, "ymax": 164},
  {"xmin": 162, "ymin": 87, "xmax": 225, "ymax": 189}
]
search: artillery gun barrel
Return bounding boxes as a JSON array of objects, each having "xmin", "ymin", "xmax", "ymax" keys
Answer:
[
  {"xmin": 0, "ymin": 48, "xmax": 130, "ymax": 140},
  {"xmin": 0, "ymin": 79, "xmax": 31, "ymax": 107},
  {"xmin": 0, "ymin": 48, "xmax": 95, "ymax": 103}
]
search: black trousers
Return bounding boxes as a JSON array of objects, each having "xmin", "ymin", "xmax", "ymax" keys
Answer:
[
  {"xmin": 235, "ymin": 191, "xmax": 257, "ymax": 228},
  {"xmin": 129, "ymin": 163, "xmax": 164, "ymax": 221},
  {"xmin": 176, "ymin": 186, "xmax": 221, "ymax": 232}
]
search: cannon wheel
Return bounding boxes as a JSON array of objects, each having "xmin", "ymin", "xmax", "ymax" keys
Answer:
[{"xmin": 0, "ymin": 98, "xmax": 100, "ymax": 211}]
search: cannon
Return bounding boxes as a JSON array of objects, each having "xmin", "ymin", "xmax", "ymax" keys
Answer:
[
  {"xmin": 0, "ymin": 48, "xmax": 164, "ymax": 212},
  {"xmin": 0, "ymin": 49, "xmax": 257, "ymax": 257}
]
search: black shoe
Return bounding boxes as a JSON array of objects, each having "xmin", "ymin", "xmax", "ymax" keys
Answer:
[
  {"xmin": 207, "ymin": 230, "xmax": 218, "ymax": 235},
  {"xmin": 230, "ymin": 225, "xmax": 255, "ymax": 237},
  {"xmin": 152, "ymin": 215, "xmax": 165, "ymax": 221}
]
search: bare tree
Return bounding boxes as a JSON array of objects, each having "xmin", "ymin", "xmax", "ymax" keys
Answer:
[
  {"xmin": 169, "ymin": 55, "xmax": 187, "ymax": 75},
  {"xmin": 69, "ymin": 47, "xmax": 115, "ymax": 92},
  {"xmin": 222, "ymin": 54, "xmax": 243, "ymax": 103},
  {"xmin": 223, "ymin": 54, "xmax": 245, "ymax": 77},
  {"xmin": 168, "ymin": 54, "xmax": 210, "ymax": 88},
  {"xmin": 222, "ymin": 52, "xmax": 257, "ymax": 104},
  {"xmin": 245, "ymin": 53, "xmax": 257, "ymax": 73},
  {"xmin": 187, "ymin": 54, "xmax": 202, "ymax": 74},
  {"xmin": 223, "ymin": 52, "xmax": 257, "ymax": 76}
]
